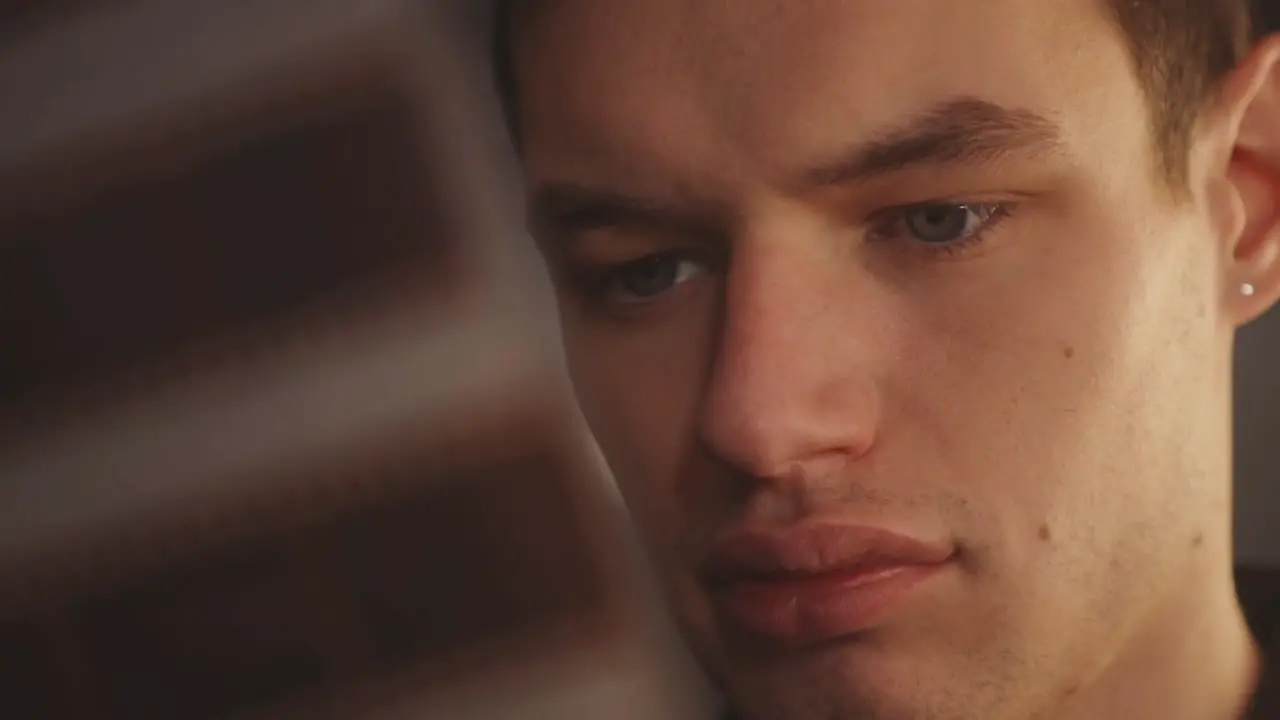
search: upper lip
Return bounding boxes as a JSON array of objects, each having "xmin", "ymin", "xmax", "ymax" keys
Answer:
[{"xmin": 700, "ymin": 522, "xmax": 954, "ymax": 587}]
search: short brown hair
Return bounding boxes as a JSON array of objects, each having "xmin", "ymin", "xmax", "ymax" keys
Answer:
[
  {"xmin": 1103, "ymin": 0, "xmax": 1258, "ymax": 185},
  {"xmin": 493, "ymin": 0, "xmax": 1259, "ymax": 186}
]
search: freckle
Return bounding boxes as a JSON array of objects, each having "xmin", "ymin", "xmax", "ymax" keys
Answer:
[
  {"xmin": 1192, "ymin": 533, "xmax": 1204, "ymax": 547},
  {"xmin": 1063, "ymin": 346, "xmax": 1075, "ymax": 360},
  {"xmin": 1065, "ymin": 684, "xmax": 1080, "ymax": 697},
  {"xmin": 1038, "ymin": 524, "xmax": 1052, "ymax": 541}
]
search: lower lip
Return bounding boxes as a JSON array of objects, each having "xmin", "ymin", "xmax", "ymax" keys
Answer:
[{"xmin": 712, "ymin": 562, "xmax": 948, "ymax": 646}]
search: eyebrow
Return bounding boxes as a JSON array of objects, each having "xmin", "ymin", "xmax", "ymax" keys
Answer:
[
  {"xmin": 795, "ymin": 96, "xmax": 1065, "ymax": 190},
  {"xmin": 526, "ymin": 96, "xmax": 1064, "ymax": 243},
  {"xmin": 526, "ymin": 183, "xmax": 715, "ymax": 247}
]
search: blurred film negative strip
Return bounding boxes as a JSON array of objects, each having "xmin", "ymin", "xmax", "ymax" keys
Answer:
[{"xmin": 0, "ymin": 1, "xmax": 704, "ymax": 718}]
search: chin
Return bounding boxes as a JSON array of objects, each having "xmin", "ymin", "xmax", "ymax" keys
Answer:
[
  {"xmin": 709, "ymin": 636, "xmax": 986, "ymax": 720},
  {"xmin": 722, "ymin": 677, "xmax": 916, "ymax": 720}
]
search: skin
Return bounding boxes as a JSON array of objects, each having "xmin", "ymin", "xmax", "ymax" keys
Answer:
[{"xmin": 510, "ymin": 1, "xmax": 1280, "ymax": 718}]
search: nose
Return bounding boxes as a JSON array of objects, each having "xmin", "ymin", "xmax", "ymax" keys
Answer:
[{"xmin": 697, "ymin": 238, "xmax": 881, "ymax": 484}]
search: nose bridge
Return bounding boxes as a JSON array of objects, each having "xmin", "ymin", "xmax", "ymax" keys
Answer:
[
  {"xmin": 718, "ymin": 241, "xmax": 828, "ymax": 387},
  {"xmin": 698, "ymin": 234, "xmax": 880, "ymax": 480}
]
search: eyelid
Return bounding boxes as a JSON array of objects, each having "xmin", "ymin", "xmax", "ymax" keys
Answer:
[
  {"xmin": 542, "ymin": 222, "xmax": 722, "ymax": 272},
  {"xmin": 867, "ymin": 201, "xmax": 1005, "ymax": 236},
  {"xmin": 872, "ymin": 197, "xmax": 992, "ymax": 218}
]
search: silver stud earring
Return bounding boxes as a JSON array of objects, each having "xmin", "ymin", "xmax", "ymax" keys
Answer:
[{"xmin": 1242, "ymin": 283, "xmax": 1256, "ymax": 297}]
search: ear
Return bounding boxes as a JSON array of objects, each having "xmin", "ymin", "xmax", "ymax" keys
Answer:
[{"xmin": 1211, "ymin": 34, "xmax": 1280, "ymax": 327}]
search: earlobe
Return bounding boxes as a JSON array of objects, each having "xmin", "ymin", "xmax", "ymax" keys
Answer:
[{"xmin": 1221, "ymin": 35, "xmax": 1280, "ymax": 326}]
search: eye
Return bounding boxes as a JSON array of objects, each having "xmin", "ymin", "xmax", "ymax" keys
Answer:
[
  {"xmin": 900, "ymin": 203, "xmax": 1003, "ymax": 245},
  {"xmin": 606, "ymin": 253, "xmax": 705, "ymax": 302}
]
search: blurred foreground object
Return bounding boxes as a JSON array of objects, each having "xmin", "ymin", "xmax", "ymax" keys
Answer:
[{"xmin": 0, "ymin": 1, "xmax": 701, "ymax": 718}]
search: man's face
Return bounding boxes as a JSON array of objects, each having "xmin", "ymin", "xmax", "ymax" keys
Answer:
[{"xmin": 515, "ymin": 1, "xmax": 1241, "ymax": 718}]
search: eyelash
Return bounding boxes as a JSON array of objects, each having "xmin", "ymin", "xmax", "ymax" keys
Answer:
[
  {"xmin": 569, "ymin": 252, "xmax": 709, "ymax": 307},
  {"xmin": 866, "ymin": 202, "xmax": 1014, "ymax": 259}
]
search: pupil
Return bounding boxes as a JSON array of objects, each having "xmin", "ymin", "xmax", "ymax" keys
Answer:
[
  {"xmin": 621, "ymin": 256, "xmax": 677, "ymax": 297},
  {"xmin": 908, "ymin": 205, "xmax": 969, "ymax": 243}
]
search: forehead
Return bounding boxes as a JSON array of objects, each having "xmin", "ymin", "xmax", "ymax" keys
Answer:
[{"xmin": 514, "ymin": 0, "xmax": 1151, "ymax": 195}]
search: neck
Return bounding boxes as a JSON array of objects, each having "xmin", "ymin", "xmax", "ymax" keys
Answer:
[{"xmin": 1054, "ymin": 538, "xmax": 1260, "ymax": 720}]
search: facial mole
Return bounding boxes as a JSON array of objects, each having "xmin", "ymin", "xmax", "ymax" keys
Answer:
[
  {"xmin": 1192, "ymin": 532, "xmax": 1204, "ymax": 548},
  {"xmin": 1063, "ymin": 346, "xmax": 1075, "ymax": 360},
  {"xmin": 1038, "ymin": 524, "xmax": 1052, "ymax": 541}
]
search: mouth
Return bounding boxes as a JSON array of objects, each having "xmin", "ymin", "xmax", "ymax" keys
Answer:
[{"xmin": 700, "ymin": 522, "xmax": 955, "ymax": 647}]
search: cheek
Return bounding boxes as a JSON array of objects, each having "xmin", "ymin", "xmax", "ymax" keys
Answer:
[
  {"xmin": 901, "ymin": 205, "xmax": 1218, "ymax": 568},
  {"xmin": 560, "ymin": 310, "xmax": 716, "ymax": 542}
]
